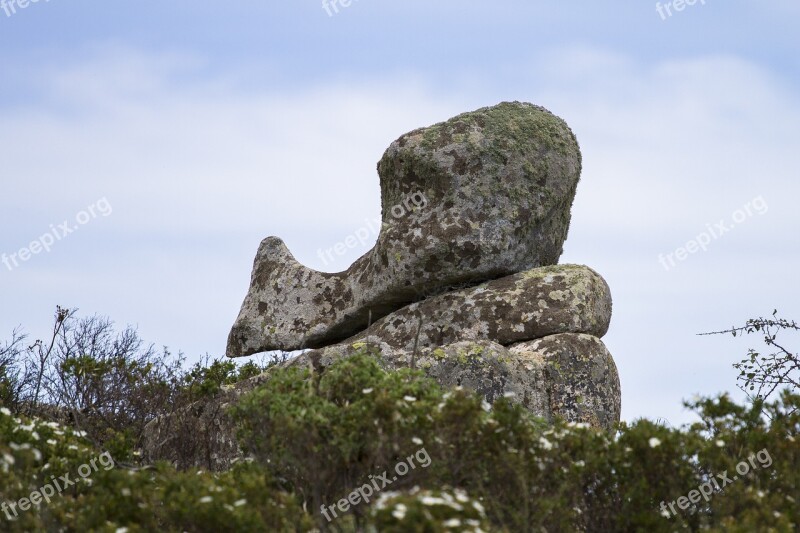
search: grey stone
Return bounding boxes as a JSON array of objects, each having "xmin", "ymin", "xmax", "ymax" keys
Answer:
[
  {"xmin": 344, "ymin": 264, "xmax": 611, "ymax": 351},
  {"xmin": 144, "ymin": 102, "xmax": 623, "ymax": 472},
  {"xmin": 227, "ymin": 101, "xmax": 582, "ymax": 356},
  {"xmin": 507, "ymin": 334, "xmax": 621, "ymax": 429},
  {"xmin": 293, "ymin": 334, "xmax": 620, "ymax": 429},
  {"xmin": 142, "ymin": 333, "xmax": 620, "ymax": 470}
]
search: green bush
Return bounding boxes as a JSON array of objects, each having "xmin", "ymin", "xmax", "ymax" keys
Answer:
[
  {"xmin": 3, "ymin": 331, "xmax": 799, "ymax": 532},
  {"xmin": 0, "ymin": 309, "xmax": 276, "ymax": 465},
  {"xmin": 180, "ymin": 357, "xmax": 271, "ymax": 401},
  {"xmin": 0, "ymin": 407, "xmax": 313, "ymax": 532},
  {"xmin": 232, "ymin": 351, "xmax": 454, "ymax": 529},
  {"xmin": 233, "ymin": 350, "xmax": 800, "ymax": 532}
]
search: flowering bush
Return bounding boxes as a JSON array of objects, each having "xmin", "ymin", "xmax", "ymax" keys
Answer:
[
  {"xmin": 371, "ymin": 487, "xmax": 490, "ymax": 532},
  {"xmin": 235, "ymin": 351, "xmax": 800, "ymax": 532},
  {"xmin": 0, "ymin": 407, "xmax": 312, "ymax": 531},
  {"xmin": 2, "ymin": 348, "xmax": 799, "ymax": 532}
]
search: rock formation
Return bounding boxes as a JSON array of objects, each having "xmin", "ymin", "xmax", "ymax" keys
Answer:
[
  {"xmin": 143, "ymin": 101, "xmax": 621, "ymax": 470},
  {"xmin": 227, "ymin": 101, "xmax": 582, "ymax": 356}
]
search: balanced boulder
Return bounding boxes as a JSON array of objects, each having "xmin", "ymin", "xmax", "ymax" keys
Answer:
[
  {"xmin": 142, "ymin": 102, "xmax": 624, "ymax": 471},
  {"xmin": 227, "ymin": 101, "xmax": 582, "ymax": 356}
]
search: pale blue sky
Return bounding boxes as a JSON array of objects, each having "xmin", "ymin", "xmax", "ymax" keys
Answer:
[{"xmin": 1, "ymin": 1, "xmax": 798, "ymax": 425}]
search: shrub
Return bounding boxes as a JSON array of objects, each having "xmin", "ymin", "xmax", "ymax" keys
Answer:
[
  {"xmin": 3, "ymin": 313, "xmax": 799, "ymax": 531},
  {"xmin": 0, "ymin": 329, "xmax": 27, "ymax": 411},
  {"xmin": 1, "ymin": 308, "xmax": 275, "ymax": 463},
  {"xmin": 232, "ymin": 351, "xmax": 452, "ymax": 529},
  {"xmin": 0, "ymin": 407, "xmax": 313, "ymax": 531},
  {"xmin": 233, "ymin": 349, "xmax": 800, "ymax": 532}
]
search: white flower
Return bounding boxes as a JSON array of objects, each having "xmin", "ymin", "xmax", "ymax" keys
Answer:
[
  {"xmin": 392, "ymin": 503, "xmax": 407, "ymax": 520},
  {"xmin": 199, "ymin": 496, "xmax": 213, "ymax": 503},
  {"xmin": 538, "ymin": 437, "xmax": 553, "ymax": 451},
  {"xmin": 234, "ymin": 499, "xmax": 247, "ymax": 507},
  {"xmin": 648, "ymin": 438, "xmax": 662, "ymax": 448},
  {"xmin": 481, "ymin": 400, "xmax": 491, "ymax": 412},
  {"xmin": 715, "ymin": 440, "xmax": 725, "ymax": 447},
  {"xmin": 660, "ymin": 508, "xmax": 671, "ymax": 518},
  {"xmin": 2, "ymin": 453, "xmax": 14, "ymax": 465},
  {"xmin": 47, "ymin": 439, "xmax": 57, "ymax": 446},
  {"xmin": 421, "ymin": 496, "xmax": 444, "ymax": 506},
  {"xmin": 115, "ymin": 528, "xmax": 129, "ymax": 533},
  {"xmin": 0, "ymin": 407, "xmax": 11, "ymax": 416},
  {"xmin": 575, "ymin": 460, "xmax": 585, "ymax": 468},
  {"xmin": 443, "ymin": 518, "xmax": 461, "ymax": 527},
  {"xmin": 121, "ymin": 488, "xmax": 131, "ymax": 496},
  {"xmin": 362, "ymin": 388, "xmax": 373, "ymax": 394},
  {"xmin": 472, "ymin": 500, "xmax": 485, "ymax": 515},
  {"xmin": 403, "ymin": 395, "xmax": 416, "ymax": 402},
  {"xmin": 412, "ymin": 437, "xmax": 423, "ymax": 445}
]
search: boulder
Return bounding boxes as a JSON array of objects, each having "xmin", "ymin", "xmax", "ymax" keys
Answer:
[
  {"xmin": 292, "ymin": 335, "xmax": 620, "ymax": 429},
  {"xmin": 142, "ymin": 333, "xmax": 620, "ymax": 471},
  {"xmin": 144, "ymin": 102, "xmax": 624, "ymax": 471},
  {"xmin": 344, "ymin": 264, "xmax": 611, "ymax": 351},
  {"xmin": 227, "ymin": 101, "xmax": 582, "ymax": 356}
]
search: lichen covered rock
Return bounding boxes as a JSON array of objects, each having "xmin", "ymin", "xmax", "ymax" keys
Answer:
[
  {"xmin": 291, "ymin": 334, "xmax": 620, "ymax": 429},
  {"xmin": 142, "ymin": 332, "xmax": 619, "ymax": 471},
  {"xmin": 227, "ymin": 101, "xmax": 582, "ymax": 356},
  {"xmin": 146, "ymin": 102, "xmax": 623, "ymax": 471},
  {"xmin": 345, "ymin": 264, "xmax": 611, "ymax": 351}
]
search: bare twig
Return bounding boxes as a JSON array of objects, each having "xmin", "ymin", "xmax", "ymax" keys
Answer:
[{"xmin": 700, "ymin": 310, "xmax": 799, "ymax": 404}]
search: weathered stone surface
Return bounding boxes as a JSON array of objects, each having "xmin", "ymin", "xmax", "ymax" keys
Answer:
[
  {"xmin": 292, "ymin": 334, "xmax": 620, "ymax": 429},
  {"xmin": 143, "ymin": 333, "xmax": 620, "ymax": 470},
  {"xmin": 344, "ymin": 264, "xmax": 611, "ymax": 351},
  {"xmin": 227, "ymin": 101, "xmax": 582, "ymax": 356},
  {"xmin": 507, "ymin": 334, "xmax": 621, "ymax": 429}
]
